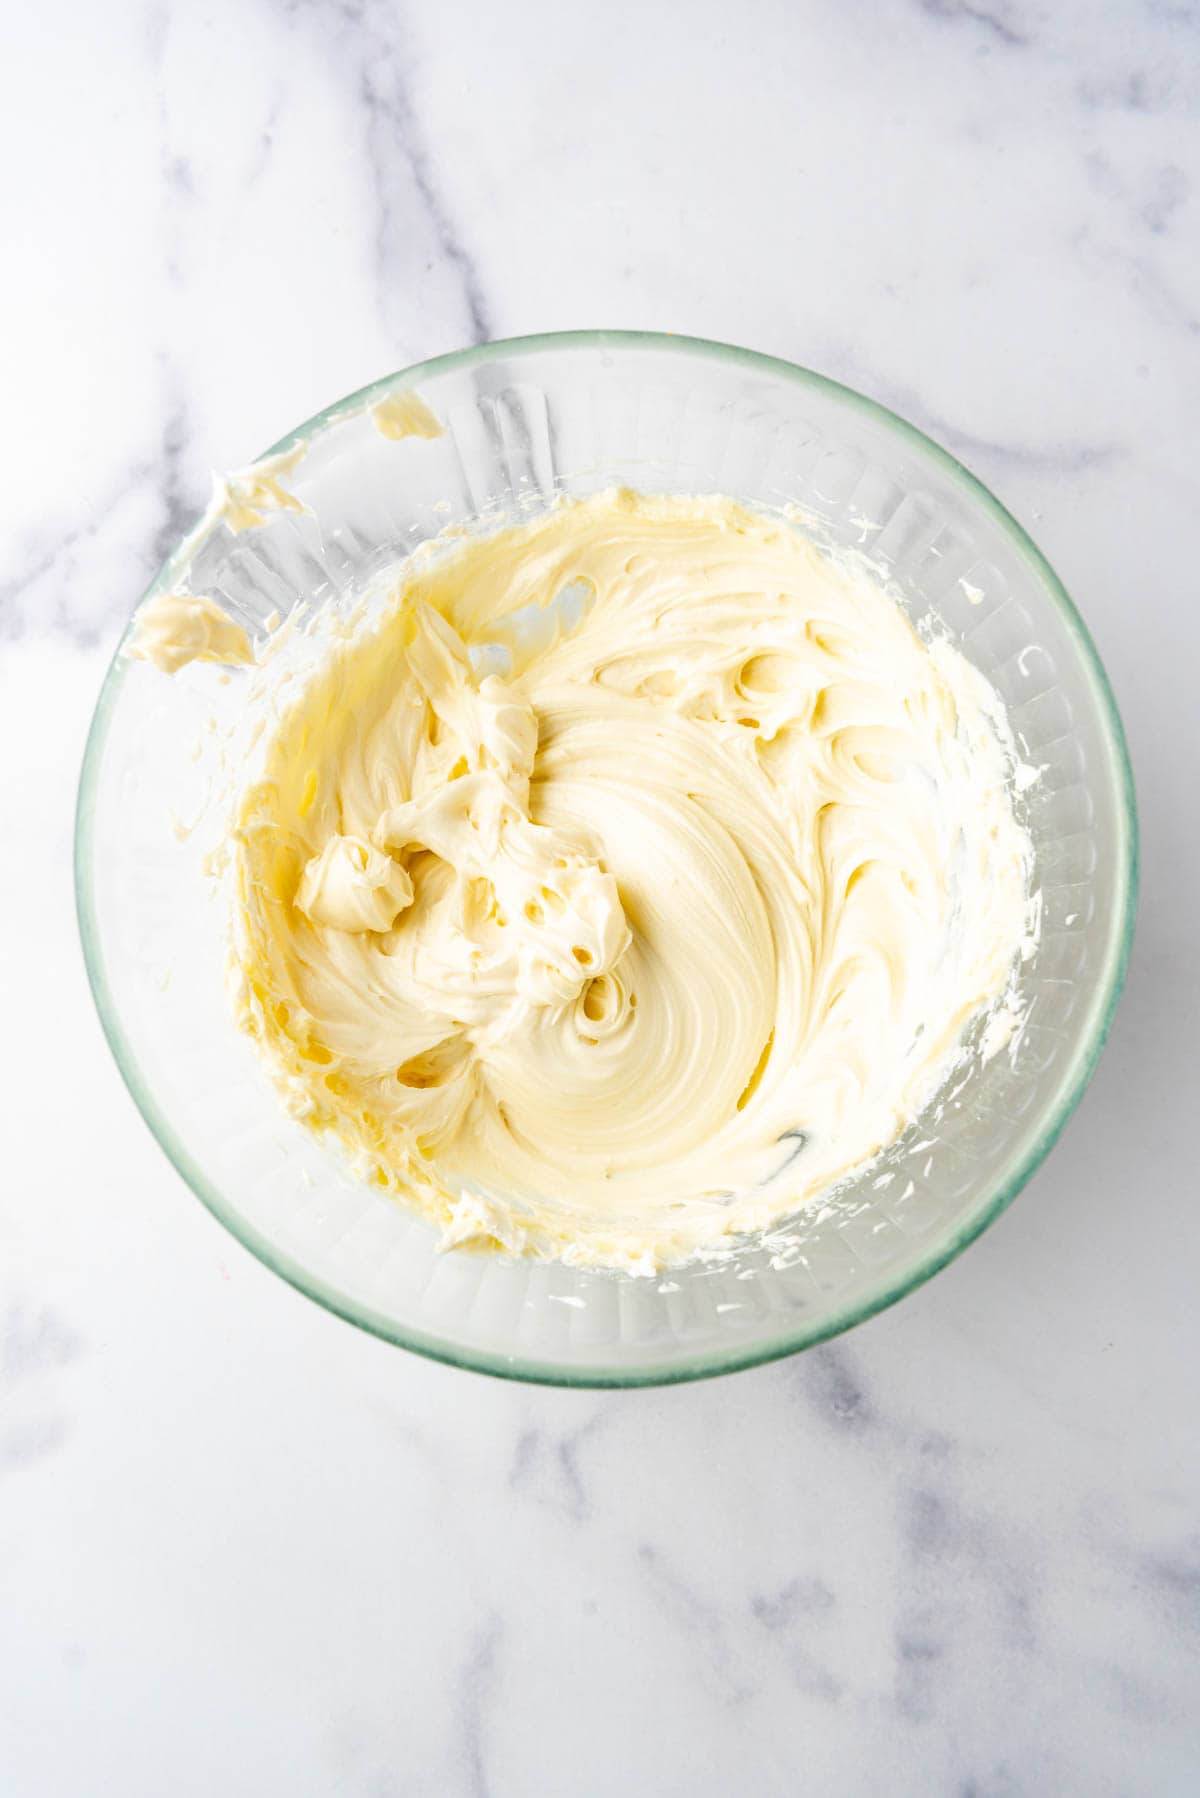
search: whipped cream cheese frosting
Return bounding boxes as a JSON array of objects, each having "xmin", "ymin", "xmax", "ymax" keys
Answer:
[
  {"xmin": 173, "ymin": 489, "xmax": 1036, "ymax": 1272},
  {"xmin": 131, "ymin": 594, "xmax": 254, "ymax": 674}
]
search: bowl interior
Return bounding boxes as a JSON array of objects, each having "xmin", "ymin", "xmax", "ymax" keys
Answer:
[{"xmin": 76, "ymin": 332, "xmax": 1136, "ymax": 1385}]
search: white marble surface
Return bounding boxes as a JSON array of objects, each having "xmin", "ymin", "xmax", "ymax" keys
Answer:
[{"xmin": 2, "ymin": 1, "xmax": 1197, "ymax": 1791}]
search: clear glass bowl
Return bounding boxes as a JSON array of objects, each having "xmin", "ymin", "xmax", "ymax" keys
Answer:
[{"xmin": 76, "ymin": 332, "xmax": 1137, "ymax": 1386}]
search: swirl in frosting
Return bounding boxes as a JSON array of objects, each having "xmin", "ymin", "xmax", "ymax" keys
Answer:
[{"xmin": 228, "ymin": 491, "xmax": 1031, "ymax": 1270}]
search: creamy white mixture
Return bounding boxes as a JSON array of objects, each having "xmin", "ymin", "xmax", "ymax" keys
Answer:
[{"xmin": 138, "ymin": 490, "xmax": 1034, "ymax": 1272}]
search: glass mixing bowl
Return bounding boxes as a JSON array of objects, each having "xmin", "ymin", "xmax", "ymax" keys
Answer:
[{"xmin": 76, "ymin": 332, "xmax": 1137, "ymax": 1385}]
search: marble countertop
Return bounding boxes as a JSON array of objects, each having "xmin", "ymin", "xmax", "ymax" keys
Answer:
[{"xmin": 3, "ymin": 1, "xmax": 1197, "ymax": 1792}]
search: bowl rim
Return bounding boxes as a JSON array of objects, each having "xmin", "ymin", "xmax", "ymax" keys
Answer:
[{"xmin": 75, "ymin": 328, "xmax": 1139, "ymax": 1388}]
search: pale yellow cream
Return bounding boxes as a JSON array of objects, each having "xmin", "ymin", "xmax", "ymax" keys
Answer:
[
  {"xmin": 131, "ymin": 594, "xmax": 254, "ymax": 674},
  {"xmin": 371, "ymin": 390, "xmax": 445, "ymax": 441},
  {"xmin": 219, "ymin": 491, "xmax": 1032, "ymax": 1271}
]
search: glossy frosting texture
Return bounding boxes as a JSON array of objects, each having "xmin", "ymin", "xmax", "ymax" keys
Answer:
[
  {"xmin": 228, "ymin": 492, "xmax": 1032, "ymax": 1270},
  {"xmin": 131, "ymin": 594, "xmax": 254, "ymax": 674}
]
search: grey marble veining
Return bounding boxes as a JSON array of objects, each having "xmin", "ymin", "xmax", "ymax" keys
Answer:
[{"xmin": 2, "ymin": 1, "xmax": 1198, "ymax": 1793}]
